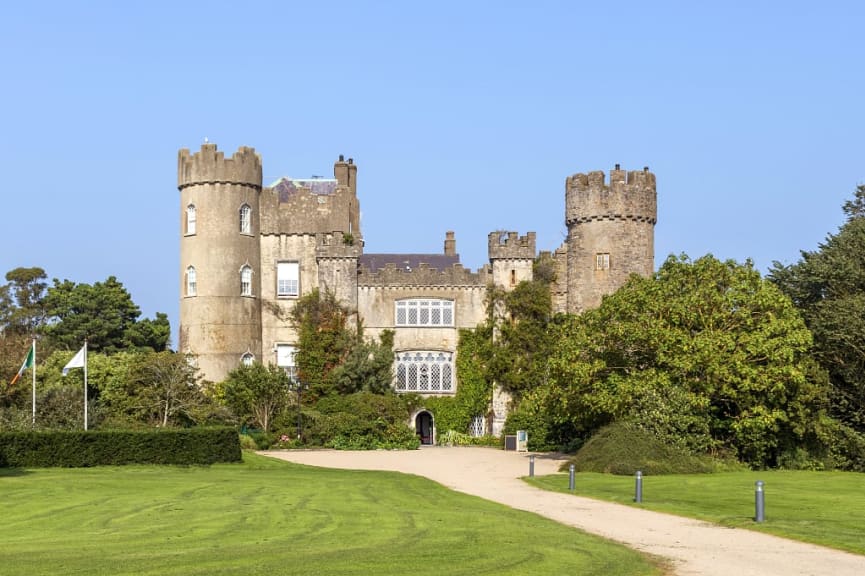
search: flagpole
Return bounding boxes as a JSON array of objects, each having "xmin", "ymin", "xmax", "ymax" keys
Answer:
[
  {"xmin": 83, "ymin": 339, "xmax": 88, "ymax": 431},
  {"xmin": 31, "ymin": 339, "xmax": 36, "ymax": 426}
]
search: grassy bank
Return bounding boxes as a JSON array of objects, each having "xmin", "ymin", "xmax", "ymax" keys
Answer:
[
  {"xmin": 0, "ymin": 453, "xmax": 662, "ymax": 575},
  {"xmin": 527, "ymin": 470, "xmax": 865, "ymax": 555}
]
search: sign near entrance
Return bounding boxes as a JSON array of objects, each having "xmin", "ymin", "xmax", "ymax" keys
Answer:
[{"xmin": 516, "ymin": 430, "xmax": 528, "ymax": 452}]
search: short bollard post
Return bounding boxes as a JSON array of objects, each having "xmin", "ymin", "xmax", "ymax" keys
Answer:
[
  {"xmin": 634, "ymin": 470, "xmax": 643, "ymax": 503},
  {"xmin": 569, "ymin": 464, "xmax": 575, "ymax": 491},
  {"xmin": 755, "ymin": 480, "xmax": 765, "ymax": 523},
  {"xmin": 529, "ymin": 454, "xmax": 535, "ymax": 477}
]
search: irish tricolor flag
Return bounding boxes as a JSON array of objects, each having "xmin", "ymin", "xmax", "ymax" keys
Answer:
[{"xmin": 10, "ymin": 342, "xmax": 35, "ymax": 385}]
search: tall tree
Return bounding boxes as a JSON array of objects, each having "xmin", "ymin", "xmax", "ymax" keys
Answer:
[
  {"xmin": 545, "ymin": 255, "xmax": 828, "ymax": 467},
  {"xmin": 41, "ymin": 276, "xmax": 170, "ymax": 353},
  {"xmin": 770, "ymin": 184, "xmax": 865, "ymax": 432},
  {"xmin": 0, "ymin": 267, "xmax": 48, "ymax": 336}
]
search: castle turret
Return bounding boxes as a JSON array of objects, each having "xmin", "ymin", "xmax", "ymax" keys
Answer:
[
  {"xmin": 565, "ymin": 164, "xmax": 656, "ymax": 312},
  {"xmin": 178, "ymin": 143, "xmax": 264, "ymax": 382},
  {"xmin": 488, "ymin": 231, "xmax": 535, "ymax": 290}
]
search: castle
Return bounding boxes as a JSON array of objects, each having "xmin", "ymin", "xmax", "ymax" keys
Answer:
[{"xmin": 178, "ymin": 144, "xmax": 656, "ymax": 440}]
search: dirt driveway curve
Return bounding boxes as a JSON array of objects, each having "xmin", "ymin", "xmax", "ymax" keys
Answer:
[{"xmin": 263, "ymin": 447, "xmax": 865, "ymax": 576}]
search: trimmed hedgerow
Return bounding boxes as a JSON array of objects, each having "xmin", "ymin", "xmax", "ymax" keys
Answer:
[{"xmin": 0, "ymin": 428, "xmax": 241, "ymax": 467}]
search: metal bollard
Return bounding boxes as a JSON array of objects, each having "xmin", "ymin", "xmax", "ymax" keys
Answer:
[
  {"xmin": 755, "ymin": 480, "xmax": 765, "ymax": 523},
  {"xmin": 569, "ymin": 464, "xmax": 575, "ymax": 491},
  {"xmin": 529, "ymin": 454, "xmax": 535, "ymax": 477},
  {"xmin": 634, "ymin": 470, "xmax": 643, "ymax": 503}
]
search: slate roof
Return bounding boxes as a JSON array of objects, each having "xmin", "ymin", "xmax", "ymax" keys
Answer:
[{"xmin": 359, "ymin": 253, "xmax": 461, "ymax": 273}]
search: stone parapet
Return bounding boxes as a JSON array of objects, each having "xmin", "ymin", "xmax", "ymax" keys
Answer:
[
  {"xmin": 359, "ymin": 262, "xmax": 490, "ymax": 287},
  {"xmin": 178, "ymin": 144, "xmax": 262, "ymax": 189},
  {"xmin": 565, "ymin": 166, "xmax": 656, "ymax": 227},
  {"xmin": 488, "ymin": 231, "xmax": 536, "ymax": 260}
]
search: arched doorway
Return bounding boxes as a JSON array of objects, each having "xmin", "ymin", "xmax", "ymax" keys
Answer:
[{"xmin": 415, "ymin": 411, "xmax": 434, "ymax": 445}]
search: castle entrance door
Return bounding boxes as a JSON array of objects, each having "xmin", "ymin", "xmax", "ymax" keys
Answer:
[{"xmin": 415, "ymin": 411, "xmax": 434, "ymax": 445}]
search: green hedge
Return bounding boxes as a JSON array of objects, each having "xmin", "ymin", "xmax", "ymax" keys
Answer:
[{"xmin": 0, "ymin": 428, "xmax": 242, "ymax": 467}]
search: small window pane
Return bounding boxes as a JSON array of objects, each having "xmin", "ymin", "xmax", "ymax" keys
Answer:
[
  {"xmin": 186, "ymin": 266, "xmax": 197, "ymax": 296},
  {"xmin": 277, "ymin": 262, "xmax": 299, "ymax": 296},
  {"xmin": 186, "ymin": 205, "xmax": 196, "ymax": 235},
  {"xmin": 241, "ymin": 265, "xmax": 253, "ymax": 296}
]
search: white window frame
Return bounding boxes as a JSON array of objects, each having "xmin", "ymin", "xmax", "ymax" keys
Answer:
[
  {"xmin": 277, "ymin": 262, "xmax": 299, "ymax": 297},
  {"xmin": 186, "ymin": 204, "xmax": 196, "ymax": 235},
  {"xmin": 395, "ymin": 299, "xmax": 454, "ymax": 327},
  {"xmin": 186, "ymin": 266, "xmax": 197, "ymax": 297},
  {"xmin": 239, "ymin": 204, "xmax": 252, "ymax": 235},
  {"xmin": 240, "ymin": 352, "xmax": 255, "ymax": 366},
  {"xmin": 240, "ymin": 265, "xmax": 253, "ymax": 296},
  {"xmin": 276, "ymin": 343, "xmax": 297, "ymax": 378},
  {"xmin": 596, "ymin": 253, "xmax": 610, "ymax": 270},
  {"xmin": 394, "ymin": 351, "xmax": 454, "ymax": 394}
]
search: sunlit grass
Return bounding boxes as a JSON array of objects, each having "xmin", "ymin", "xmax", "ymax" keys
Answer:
[
  {"xmin": 527, "ymin": 470, "xmax": 865, "ymax": 555},
  {"xmin": 0, "ymin": 453, "xmax": 663, "ymax": 575}
]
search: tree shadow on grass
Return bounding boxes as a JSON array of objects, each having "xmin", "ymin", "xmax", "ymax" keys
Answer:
[{"xmin": 0, "ymin": 467, "xmax": 32, "ymax": 477}]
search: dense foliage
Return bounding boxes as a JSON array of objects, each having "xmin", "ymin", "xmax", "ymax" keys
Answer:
[
  {"xmin": 769, "ymin": 185, "xmax": 865, "ymax": 435},
  {"xmin": 218, "ymin": 363, "xmax": 291, "ymax": 432},
  {"xmin": 536, "ymin": 255, "xmax": 830, "ymax": 467},
  {"xmin": 0, "ymin": 428, "xmax": 241, "ymax": 467}
]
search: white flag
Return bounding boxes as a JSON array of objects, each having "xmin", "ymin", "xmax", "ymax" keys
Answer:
[{"xmin": 62, "ymin": 346, "xmax": 86, "ymax": 376}]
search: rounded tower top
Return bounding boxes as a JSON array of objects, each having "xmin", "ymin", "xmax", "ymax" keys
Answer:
[
  {"xmin": 565, "ymin": 166, "xmax": 656, "ymax": 227},
  {"xmin": 178, "ymin": 143, "xmax": 262, "ymax": 190}
]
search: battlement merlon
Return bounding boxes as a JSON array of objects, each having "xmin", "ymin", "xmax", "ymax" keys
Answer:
[
  {"xmin": 565, "ymin": 166, "xmax": 657, "ymax": 226},
  {"xmin": 488, "ymin": 231, "xmax": 536, "ymax": 260},
  {"xmin": 358, "ymin": 262, "xmax": 491, "ymax": 288},
  {"xmin": 178, "ymin": 144, "xmax": 263, "ymax": 190}
]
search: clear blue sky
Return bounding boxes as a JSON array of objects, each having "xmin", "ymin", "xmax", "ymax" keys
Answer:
[{"xmin": 2, "ymin": 1, "xmax": 863, "ymax": 348}]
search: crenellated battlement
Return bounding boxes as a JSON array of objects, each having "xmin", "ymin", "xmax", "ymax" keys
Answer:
[
  {"xmin": 315, "ymin": 231, "xmax": 363, "ymax": 259},
  {"xmin": 178, "ymin": 143, "xmax": 262, "ymax": 189},
  {"xmin": 359, "ymin": 262, "xmax": 490, "ymax": 287},
  {"xmin": 488, "ymin": 231, "xmax": 536, "ymax": 260},
  {"xmin": 565, "ymin": 165, "xmax": 656, "ymax": 226}
]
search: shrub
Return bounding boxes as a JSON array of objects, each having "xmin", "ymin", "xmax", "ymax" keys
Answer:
[
  {"xmin": 564, "ymin": 421, "xmax": 731, "ymax": 475},
  {"xmin": 303, "ymin": 392, "xmax": 420, "ymax": 450},
  {"xmin": 0, "ymin": 428, "xmax": 241, "ymax": 467},
  {"xmin": 238, "ymin": 434, "xmax": 259, "ymax": 451}
]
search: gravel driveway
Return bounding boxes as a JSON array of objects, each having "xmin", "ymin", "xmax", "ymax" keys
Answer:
[{"xmin": 263, "ymin": 447, "xmax": 865, "ymax": 576}]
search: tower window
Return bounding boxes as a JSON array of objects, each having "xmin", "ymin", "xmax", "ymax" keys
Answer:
[
  {"xmin": 240, "ymin": 265, "xmax": 253, "ymax": 296},
  {"xmin": 239, "ymin": 204, "xmax": 252, "ymax": 235},
  {"xmin": 596, "ymin": 253, "xmax": 610, "ymax": 270},
  {"xmin": 277, "ymin": 262, "xmax": 299, "ymax": 297},
  {"xmin": 510, "ymin": 269, "xmax": 516, "ymax": 286},
  {"xmin": 186, "ymin": 204, "xmax": 196, "ymax": 235},
  {"xmin": 185, "ymin": 266, "xmax": 197, "ymax": 296},
  {"xmin": 240, "ymin": 352, "xmax": 255, "ymax": 366}
]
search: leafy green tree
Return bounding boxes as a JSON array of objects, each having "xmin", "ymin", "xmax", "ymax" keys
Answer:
[
  {"xmin": 289, "ymin": 289, "xmax": 354, "ymax": 398},
  {"xmin": 219, "ymin": 363, "xmax": 290, "ymax": 432},
  {"xmin": 329, "ymin": 329, "xmax": 395, "ymax": 395},
  {"xmin": 41, "ymin": 276, "xmax": 170, "ymax": 353},
  {"xmin": 122, "ymin": 351, "xmax": 212, "ymax": 427},
  {"xmin": 770, "ymin": 184, "xmax": 865, "ymax": 433},
  {"xmin": 487, "ymin": 266, "xmax": 557, "ymax": 398},
  {"xmin": 0, "ymin": 267, "xmax": 48, "ymax": 336},
  {"xmin": 544, "ymin": 254, "xmax": 828, "ymax": 467}
]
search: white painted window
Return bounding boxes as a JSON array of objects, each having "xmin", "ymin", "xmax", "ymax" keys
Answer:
[
  {"xmin": 239, "ymin": 204, "xmax": 252, "ymax": 235},
  {"xmin": 240, "ymin": 352, "xmax": 254, "ymax": 366},
  {"xmin": 186, "ymin": 266, "xmax": 197, "ymax": 296},
  {"xmin": 394, "ymin": 351, "xmax": 454, "ymax": 393},
  {"xmin": 596, "ymin": 253, "xmax": 610, "ymax": 270},
  {"xmin": 186, "ymin": 204, "xmax": 196, "ymax": 235},
  {"xmin": 395, "ymin": 299, "xmax": 454, "ymax": 327},
  {"xmin": 277, "ymin": 262, "xmax": 299, "ymax": 297},
  {"xmin": 276, "ymin": 344, "xmax": 297, "ymax": 368},
  {"xmin": 240, "ymin": 265, "xmax": 253, "ymax": 296}
]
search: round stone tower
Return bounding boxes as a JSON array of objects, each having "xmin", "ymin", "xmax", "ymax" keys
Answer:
[
  {"xmin": 178, "ymin": 143, "xmax": 263, "ymax": 382},
  {"xmin": 565, "ymin": 165, "xmax": 656, "ymax": 313}
]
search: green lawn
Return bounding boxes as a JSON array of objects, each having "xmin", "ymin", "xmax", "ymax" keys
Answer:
[
  {"xmin": 0, "ymin": 453, "xmax": 662, "ymax": 576},
  {"xmin": 527, "ymin": 470, "xmax": 865, "ymax": 555}
]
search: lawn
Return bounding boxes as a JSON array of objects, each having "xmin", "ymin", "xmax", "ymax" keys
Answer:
[
  {"xmin": 0, "ymin": 453, "xmax": 663, "ymax": 576},
  {"xmin": 526, "ymin": 470, "xmax": 865, "ymax": 555}
]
